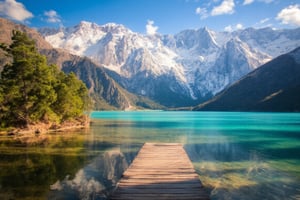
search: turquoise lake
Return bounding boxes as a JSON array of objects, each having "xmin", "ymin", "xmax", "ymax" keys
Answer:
[{"xmin": 0, "ymin": 111, "xmax": 300, "ymax": 199}]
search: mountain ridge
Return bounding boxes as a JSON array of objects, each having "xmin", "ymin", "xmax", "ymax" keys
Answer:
[
  {"xmin": 1, "ymin": 18, "xmax": 300, "ymax": 110},
  {"xmin": 39, "ymin": 21, "xmax": 300, "ymax": 107},
  {"xmin": 0, "ymin": 18, "xmax": 163, "ymax": 110},
  {"xmin": 194, "ymin": 47, "xmax": 300, "ymax": 112}
]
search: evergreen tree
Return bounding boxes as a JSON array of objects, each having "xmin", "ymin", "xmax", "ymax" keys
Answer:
[
  {"xmin": 0, "ymin": 30, "xmax": 57, "ymax": 126},
  {"xmin": 0, "ymin": 86, "xmax": 5, "ymax": 127},
  {"xmin": 0, "ymin": 30, "xmax": 89, "ymax": 128},
  {"xmin": 52, "ymin": 71, "xmax": 89, "ymax": 121}
]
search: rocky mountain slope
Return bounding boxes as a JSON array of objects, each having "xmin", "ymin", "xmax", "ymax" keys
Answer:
[
  {"xmin": 0, "ymin": 18, "xmax": 53, "ymax": 71},
  {"xmin": 194, "ymin": 47, "xmax": 300, "ymax": 112},
  {"xmin": 0, "ymin": 18, "xmax": 162, "ymax": 110},
  {"xmin": 40, "ymin": 21, "xmax": 300, "ymax": 107}
]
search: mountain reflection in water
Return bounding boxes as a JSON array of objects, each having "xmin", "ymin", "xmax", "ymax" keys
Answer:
[
  {"xmin": 0, "ymin": 111, "xmax": 299, "ymax": 200},
  {"xmin": 48, "ymin": 146, "xmax": 138, "ymax": 200}
]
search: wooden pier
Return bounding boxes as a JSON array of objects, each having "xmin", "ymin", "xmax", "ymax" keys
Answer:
[{"xmin": 110, "ymin": 143, "xmax": 209, "ymax": 200}]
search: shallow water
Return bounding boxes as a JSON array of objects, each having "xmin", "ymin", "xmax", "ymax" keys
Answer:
[{"xmin": 0, "ymin": 111, "xmax": 300, "ymax": 199}]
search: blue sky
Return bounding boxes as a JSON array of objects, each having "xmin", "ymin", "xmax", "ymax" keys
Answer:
[{"xmin": 0, "ymin": 0, "xmax": 299, "ymax": 34}]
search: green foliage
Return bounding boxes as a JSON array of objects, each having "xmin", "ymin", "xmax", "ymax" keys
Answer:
[
  {"xmin": 0, "ymin": 30, "xmax": 89, "ymax": 128},
  {"xmin": 52, "ymin": 71, "xmax": 89, "ymax": 120}
]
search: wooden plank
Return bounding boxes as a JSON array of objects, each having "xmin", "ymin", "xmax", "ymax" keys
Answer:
[
  {"xmin": 109, "ymin": 143, "xmax": 209, "ymax": 200},
  {"xmin": 117, "ymin": 183, "xmax": 202, "ymax": 189}
]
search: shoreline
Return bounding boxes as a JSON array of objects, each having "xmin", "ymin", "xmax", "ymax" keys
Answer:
[
  {"xmin": 1, "ymin": 115, "xmax": 90, "ymax": 134},
  {"xmin": 0, "ymin": 124, "xmax": 89, "ymax": 146},
  {"xmin": 0, "ymin": 117, "xmax": 90, "ymax": 145}
]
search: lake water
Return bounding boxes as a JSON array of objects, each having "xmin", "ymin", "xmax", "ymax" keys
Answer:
[{"xmin": 0, "ymin": 111, "xmax": 300, "ymax": 200}]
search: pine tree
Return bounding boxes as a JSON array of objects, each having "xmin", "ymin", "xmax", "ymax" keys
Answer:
[
  {"xmin": 0, "ymin": 30, "xmax": 57, "ymax": 126},
  {"xmin": 0, "ymin": 30, "xmax": 90, "ymax": 128},
  {"xmin": 52, "ymin": 71, "xmax": 89, "ymax": 121}
]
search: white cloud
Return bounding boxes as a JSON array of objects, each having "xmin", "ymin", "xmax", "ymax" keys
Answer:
[
  {"xmin": 236, "ymin": 23, "xmax": 243, "ymax": 30},
  {"xmin": 243, "ymin": 0, "xmax": 254, "ymax": 5},
  {"xmin": 224, "ymin": 23, "xmax": 244, "ymax": 32},
  {"xmin": 254, "ymin": 18, "xmax": 273, "ymax": 28},
  {"xmin": 260, "ymin": 18, "xmax": 270, "ymax": 24},
  {"xmin": 224, "ymin": 25, "xmax": 233, "ymax": 32},
  {"xmin": 44, "ymin": 10, "xmax": 61, "ymax": 23},
  {"xmin": 211, "ymin": 0, "xmax": 234, "ymax": 16},
  {"xmin": 195, "ymin": 7, "xmax": 202, "ymax": 14},
  {"xmin": 276, "ymin": 4, "xmax": 300, "ymax": 26},
  {"xmin": 195, "ymin": 7, "xmax": 208, "ymax": 19},
  {"xmin": 243, "ymin": 0, "xmax": 274, "ymax": 6},
  {"xmin": 146, "ymin": 20, "xmax": 158, "ymax": 35},
  {"xmin": 0, "ymin": 0, "xmax": 33, "ymax": 22},
  {"xmin": 260, "ymin": 0, "xmax": 273, "ymax": 3}
]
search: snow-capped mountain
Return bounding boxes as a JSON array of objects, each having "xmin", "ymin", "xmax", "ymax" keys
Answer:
[
  {"xmin": 194, "ymin": 47, "xmax": 300, "ymax": 112},
  {"xmin": 40, "ymin": 22, "xmax": 300, "ymax": 107}
]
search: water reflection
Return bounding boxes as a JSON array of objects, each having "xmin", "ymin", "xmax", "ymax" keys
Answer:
[
  {"xmin": 0, "ymin": 111, "xmax": 300, "ymax": 200},
  {"xmin": 0, "ymin": 130, "xmax": 140, "ymax": 200},
  {"xmin": 48, "ymin": 146, "xmax": 138, "ymax": 200}
]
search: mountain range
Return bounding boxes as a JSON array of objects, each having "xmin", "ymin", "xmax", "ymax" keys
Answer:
[
  {"xmin": 40, "ymin": 21, "xmax": 300, "ymax": 107},
  {"xmin": 0, "ymin": 18, "xmax": 163, "ymax": 110},
  {"xmin": 1, "ymin": 17, "xmax": 300, "ymax": 111},
  {"xmin": 194, "ymin": 47, "xmax": 300, "ymax": 112}
]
